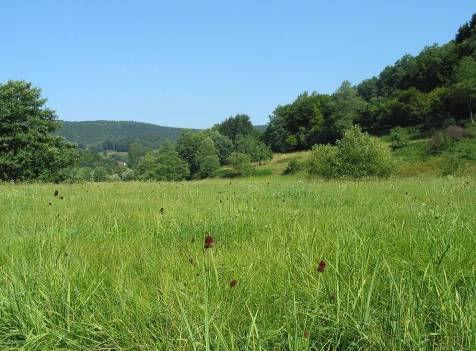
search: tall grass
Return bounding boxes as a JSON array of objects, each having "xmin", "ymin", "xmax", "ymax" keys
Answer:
[{"xmin": 0, "ymin": 177, "xmax": 474, "ymax": 350}]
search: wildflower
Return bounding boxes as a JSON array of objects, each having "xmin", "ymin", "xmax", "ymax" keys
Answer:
[
  {"xmin": 159, "ymin": 207, "xmax": 165, "ymax": 214},
  {"xmin": 59, "ymin": 196, "xmax": 64, "ymax": 200},
  {"xmin": 229, "ymin": 279, "xmax": 237, "ymax": 288},
  {"xmin": 204, "ymin": 235, "xmax": 214, "ymax": 249},
  {"xmin": 317, "ymin": 260, "xmax": 326, "ymax": 273},
  {"xmin": 54, "ymin": 190, "xmax": 59, "ymax": 197},
  {"xmin": 303, "ymin": 330, "xmax": 310, "ymax": 339}
]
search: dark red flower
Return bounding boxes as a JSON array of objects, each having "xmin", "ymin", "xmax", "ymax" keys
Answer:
[
  {"xmin": 303, "ymin": 330, "xmax": 310, "ymax": 339},
  {"xmin": 159, "ymin": 207, "xmax": 165, "ymax": 214},
  {"xmin": 54, "ymin": 190, "xmax": 59, "ymax": 197},
  {"xmin": 317, "ymin": 260, "xmax": 326, "ymax": 273},
  {"xmin": 204, "ymin": 235, "xmax": 214, "ymax": 249},
  {"xmin": 229, "ymin": 279, "xmax": 237, "ymax": 288}
]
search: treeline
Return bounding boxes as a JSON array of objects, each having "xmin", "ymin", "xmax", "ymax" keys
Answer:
[
  {"xmin": 64, "ymin": 114, "xmax": 272, "ymax": 182},
  {"xmin": 264, "ymin": 14, "xmax": 476, "ymax": 152}
]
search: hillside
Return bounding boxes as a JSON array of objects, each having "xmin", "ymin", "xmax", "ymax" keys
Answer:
[
  {"xmin": 56, "ymin": 120, "xmax": 188, "ymax": 149},
  {"xmin": 57, "ymin": 120, "xmax": 267, "ymax": 151}
]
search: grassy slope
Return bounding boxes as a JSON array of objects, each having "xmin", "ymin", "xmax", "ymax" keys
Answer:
[{"xmin": 0, "ymin": 177, "xmax": 475, "ymax": 350}]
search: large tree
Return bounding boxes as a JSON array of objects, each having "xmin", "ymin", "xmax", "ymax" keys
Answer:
[
  {"xmin": 0, "ymin": 80, "xmax": 77, "ymax": 181},
  {"xmin": 450, "ymin": 57, "xmax": 476, "ymax": 123},
  {"xmin": 136, "ymin": 142, "xmax": 189, "ymax": 181},
  {"xmin": 214, "ymin": 114, "xmax": 255, "ymax": 143}
]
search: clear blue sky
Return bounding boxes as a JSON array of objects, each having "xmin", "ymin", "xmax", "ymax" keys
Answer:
[{"xmin": 0, "ymin": 1, "xmax": 473, "ymax": 128}]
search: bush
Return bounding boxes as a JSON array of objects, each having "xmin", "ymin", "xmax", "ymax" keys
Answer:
[
  {"xmin": 136, "ymin": 143, "xmax": 190, "ymax": 181},
  {"xmin": 307, "ymin": 126, "xmax": 394, "ymax": 178},
  {"xmin": 227, "ymin": 152, "xmax": 255, "ymax": 176},
  {"xmin": 439, "ymin": 155, "xmax": 469, "ymax": 176},
  {"xmin": 390, "ymin": 127, "xmax": 410, "ymax": 149},
  {"xmin": 426, "ymin": 131, "xmax": 452, "ymax": 155},
  {"xmin": 284, "ymin": 159, "xmax": 304, "ymax": 175},
  {"xmin": 307, "ymin": 145, "xmax": 340, "ymax": 178}
]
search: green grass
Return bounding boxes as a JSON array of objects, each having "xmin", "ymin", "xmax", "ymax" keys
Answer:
[{"xmin": 0, "ymin": 176, "xmax": 475, "ymax": 350}]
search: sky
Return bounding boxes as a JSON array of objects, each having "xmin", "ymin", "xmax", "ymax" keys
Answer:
[{"xmin": 0, "ymin": 1, "xmax": 474, "ymax": 128}]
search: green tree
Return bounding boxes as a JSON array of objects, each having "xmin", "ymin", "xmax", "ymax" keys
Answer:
[
  {"xmin": 205, "ymin": 129, "xmax": 233, "ymax": 164},
  {"xmin": 197, "ymin": 136, "xmax": 220, "ymax": 178},
  {"xmin": 215, "ymin": 114, "xmax": 254, "ymax": 143},
  {"xmin": 127, "ymin": 143, "xmax": 151, "ymax": 169},
  {"xmin": 227, "ymin": 152, "xmax": 254, "ymax": 176},
  {"xmin": 0, "ymin": 80, "xmax": 77, "ymax": 181},
  {"xmin": 137, "ymin": 142, "xmax": 189, "ymax": 181},
  {"xmin": 325, "ymin": 81, "xmax": 367, "ymax": 140},
  {"xmin": 450, "ymin": 57, "xmax": 476, "ymax": 123},
  {"xmin": 176, "ymin": 129, "xmax": 204, "ymax": 176},
  {"xmin": 235, "ymin": 135, "xmax": 272, "ymax": 164},
  {"xmin": 389, "ymin": 127, "xmax": 410, "ymax": 149}
]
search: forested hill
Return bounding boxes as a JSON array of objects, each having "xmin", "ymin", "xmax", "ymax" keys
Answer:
[
  {"xmin": 56, "ymin": 120, "xmax": 190, "ymax": 150},
  {"xmin": 56, "ymin": 120, "xmax": 266, "ymax": 151}
]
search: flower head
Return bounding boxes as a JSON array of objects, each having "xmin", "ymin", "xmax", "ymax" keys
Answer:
[
  {"xmin": 317, "ymin": 260, "xmax": 326, "ymax": 273},
  {"xmin": 204, "ymin": 235, "xmax": 214, "ymax": 249},
  {"xmin": 229, "ymin": 279, "xmax": 237, "ymax": 288}
]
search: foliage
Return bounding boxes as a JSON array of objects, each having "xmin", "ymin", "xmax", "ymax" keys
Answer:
[
  {"xmin": 175, "ymin": 129, "xmax": 205, "ymax": 177},
  {"xmin": 439, "ymin": 155, "xmax": 469, "ymax": 176},
  {"xmin": 283, "ymin": 159, "xmax": 304, "ymax": 175},
  {"xmin": 136, "ymin": 142, "xmax": 189, "ymax": 181},
  {"xmin": 205, "ymin": 129, "xmax": 234, "ymax": 164},
  {"xmin": 235, "ymin": 135, "xmax": 272, "ymax": 164},
  {"xmin": 214, "ymin": 114, "xmax": 255, "ymax": 143},
  {"xmin": 0, "ymin": 80, "xmax": 77, "ymax": 181},
  {"xmin": 307, "ymin": 126, "xmax": 394, "ymax": 178},
  {"xmin": 56, "ymin": 120, "xmax": 188, "ymax": 150},
  {"xmin": 197, "ymin": 137, "xmax": 220, "ymax": 178},
  {"xmin": 227, "ymin": 152, "xmax": 254, "ymax": 176},
  {"xmin": 390, "ymin": 127, "xmax": 410, "ymax": 149},
  {"xmin": 127, "ymin": 143, "xmax": 151, "ymax": 169}
]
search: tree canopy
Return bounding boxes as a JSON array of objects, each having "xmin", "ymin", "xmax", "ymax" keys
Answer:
[{"xmin": 0, "ymin": 80, "xmax": 77, "ymax": 181}]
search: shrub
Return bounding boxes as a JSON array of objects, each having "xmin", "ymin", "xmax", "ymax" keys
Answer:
[
  {"xmin": 307, "ymin": 126, "xmax": 394, "ymax": 178},
  {"xmin": 307, "ymin": 145, "xmax": 340, "ymax": 178},
  {"xmin": 227, "ymin": 152, "xmax": 254, "ymax": 176},
  {"xmin": 284, "ymin": 159, "xmax": 304, "ymax": 175},
  {"xmin": 390, "ymin": 127, "xmax": 410, "ymax": 149},
  {"xmin": 426, "ymin": 131, "xmax": 452, "ymax": 155},
  {"xmin": 120, "ymin": 168, "xmax": 135, "ymax": 181},
  {"xmin": 137, "ymin": 143, "xmax": 190, "ymax": 181},
  {"xmin": 439, "ymin": 155, "xmax": 469, "ymax": 176}
]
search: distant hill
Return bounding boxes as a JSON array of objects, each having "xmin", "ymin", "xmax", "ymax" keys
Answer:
[
  {"xmin": 56, "ymin": 120, "xmax": 187, "ymax": 150},
  {"xmin": 56, "ymin": 120, "xmax": 267, "ymax": 150}
]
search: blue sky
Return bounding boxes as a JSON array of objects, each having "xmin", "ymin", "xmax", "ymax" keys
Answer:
[{"xmin": 0, "ymin": 1, "xmax": 473, "ymax": 128}]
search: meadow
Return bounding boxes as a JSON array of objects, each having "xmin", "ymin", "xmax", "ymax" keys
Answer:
[{"xmin": 0, "ymin": 176, "xmax": 475, "ymax": 350}]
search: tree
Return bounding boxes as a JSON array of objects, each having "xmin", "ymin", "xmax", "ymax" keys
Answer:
[
  {"xmin": 0, "ymin": 80, "xmax": 77, "ymax": 181},
  {"xmin": 235, "ymin": 135, "xmax": 272, "ymax": 164},
  {"xmin": 205, "ymin": 129, "xmax": 233, "ymax": 164},
  {"xmin": 227, "ymin": 152, "xmax": 254, "ymax": 176},
  {"xmin": 197, "ymin": 136, "xmax": 220, "ymax": 178},
  {"xmin": 450, "ymin": 57, "xmax": 476, "ymax": 123},
  {"xmin": 137, "ymin": 142, "xmax": 189, "ymax": 181},
  {"xmin": 325, "ymin": 81, "xmax": 367, "ymax": 140},
  {"xmin": 215, "ymin": 114, "xmax": 254, "ymax": 143},
  {"xmin": 127, "ymin": 143, "xmax": 151, "ymax": 169},
  {"xmin": 176, "ymin": 129, "xmax": 204, "ymax": 176}
]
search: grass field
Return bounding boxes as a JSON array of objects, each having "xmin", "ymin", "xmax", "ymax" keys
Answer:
[{"xmin": 0, "ymin": 176, "xmax": 475, "ymax": 350}]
